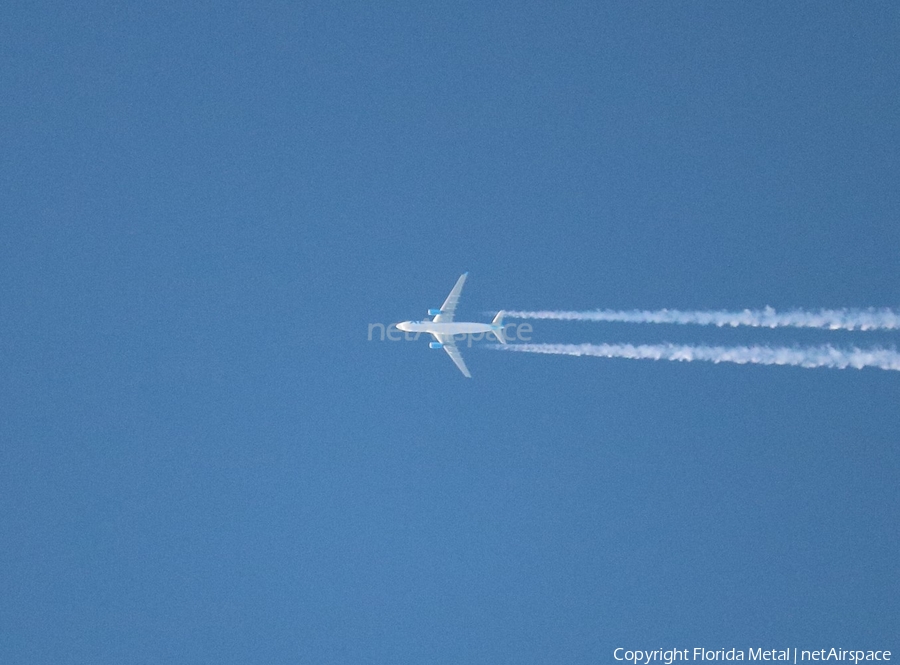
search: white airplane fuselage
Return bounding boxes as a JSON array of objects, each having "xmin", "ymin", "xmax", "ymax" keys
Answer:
[{"xmin": 396, "ymin": 321, "xmax": 495, "ymax": 336}]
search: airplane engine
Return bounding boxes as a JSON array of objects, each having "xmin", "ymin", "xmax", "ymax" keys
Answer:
[
  {"xmin": 428, "ymin": 309, "xmax": 442, "ymax": 316},
  {"xmin": 429, "ymin": 342, "xmax": 443, "ymax": 349}
]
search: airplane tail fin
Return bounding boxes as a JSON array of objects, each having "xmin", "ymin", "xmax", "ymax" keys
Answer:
[{"xmin": 491, "ymin": 310, "xmax": 507, "ymax": 344}]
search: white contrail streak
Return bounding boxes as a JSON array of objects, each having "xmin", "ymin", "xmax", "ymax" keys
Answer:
[
  {"xmin": 491, "ymin": 343, "xmax": 900, "ymax": 372},
  {"xmin": 505, "ymin": 307, "xmax": 900, "ymax": 331}
]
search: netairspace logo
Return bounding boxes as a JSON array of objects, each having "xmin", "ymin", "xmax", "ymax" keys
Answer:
[
  {"xmin": 367, "ymin": 322, "xmax": 532, "ymax": 347},
  {"xmin": 613, "ymin": 648, "xmax": 892, "ymax": 665}
]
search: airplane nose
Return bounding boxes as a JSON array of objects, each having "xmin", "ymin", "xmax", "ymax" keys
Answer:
[{"xmin": 396, "ymin": 321, "xmax": 409, "ymax": 332}]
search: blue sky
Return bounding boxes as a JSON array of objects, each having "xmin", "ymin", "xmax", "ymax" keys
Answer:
[{"xmin": 2, "ymin": 3, "xmax": 898, "ymax": 663}]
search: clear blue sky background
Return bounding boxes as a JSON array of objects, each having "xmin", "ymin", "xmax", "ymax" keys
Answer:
[{"xmin": 2, "ymin": 3, "xmax": 898, "ymax": 663}]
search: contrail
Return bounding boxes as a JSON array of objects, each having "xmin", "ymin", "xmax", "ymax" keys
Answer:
[
  {"xmin": 505, "ymin": 307, "xmax": 900, "ymax": 331},
  {"xmin": 490, "ymin": 343, "xmax": 900, "ymax": 372}
]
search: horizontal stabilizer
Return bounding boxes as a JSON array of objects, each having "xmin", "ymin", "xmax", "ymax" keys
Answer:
[{"xmin": 491, "ymin": 310, "xmax": 507, "ymax": 344}]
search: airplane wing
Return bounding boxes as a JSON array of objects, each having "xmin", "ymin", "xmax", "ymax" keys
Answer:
[
  {"xmin": 432, "ymin": 273, "xmax": 467, "ymax": 323},
  {"xmin": 433, "ymin": 333, "xmax": 471, "ymax": 378}
]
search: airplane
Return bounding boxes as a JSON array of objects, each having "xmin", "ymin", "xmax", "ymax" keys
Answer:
[{"xmin": 395, "ymin": 273, "xmax": 506, "ymax": 378}]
